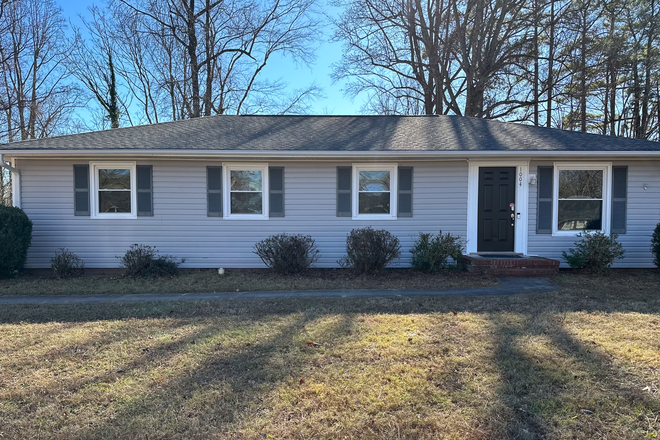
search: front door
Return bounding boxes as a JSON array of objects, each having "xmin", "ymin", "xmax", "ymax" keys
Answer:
[{"xmin": 477, "ymin": 167, "xmax": 516, "ymax": 252}]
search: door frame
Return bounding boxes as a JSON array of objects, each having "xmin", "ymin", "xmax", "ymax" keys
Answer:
[{"xmin": 466, "ymin": 159, "xmax": 530, "ymax": 255}]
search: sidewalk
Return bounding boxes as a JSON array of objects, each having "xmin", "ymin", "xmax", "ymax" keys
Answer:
[{"xmin": 0, "ymin": 277, "xmax": 558, "ymax": 305}]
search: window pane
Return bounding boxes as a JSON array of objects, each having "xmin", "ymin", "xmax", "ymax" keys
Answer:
[
  {"xmin": 359, "ymin": 192, "xmax": 390, "ymax": 214},
  {"xmin": 231, "ymin": 192, "xmax": 262, "ymax": 214},
  {"xmin": 99, "ymin": 191, "xmax": 131, "ymax": 213},
  {"xmin": 231, "ymin": 170, "xmax": 262, "ymax": 191},
  {"xmin": 359, "ymin": 171, "xmax": 390, "ymax": 191},
  {"xmin": 99, "ymin": 169, "xmax": 130, "ymax": 190},
  {"xmin": 559, "ymin": 170, "xmax": 602, "ymax": 199},
  {"xmin": 558, "ymin": 200, "xmax": 602, "ymax": 230}
]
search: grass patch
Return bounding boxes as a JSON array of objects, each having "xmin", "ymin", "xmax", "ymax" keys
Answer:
[
  {"xmin": 0, "ymin": 268, "xmax": 496, "ymax": 296},
  {"xmin": 0, "ymin": 271, "xmax": 658, "ymax": 439}
]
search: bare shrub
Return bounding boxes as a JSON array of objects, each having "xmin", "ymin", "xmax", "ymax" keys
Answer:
[
  {"xmin": 51, "ymin": 248, "xmax": 85, "ymax": 278},
  {"xmin": 254, "ymin": 234, "xmax": 319, "ymax": 274},
  {"xmin": 339, "ymin": 227, "xmax": 400, "ymax": 274}
]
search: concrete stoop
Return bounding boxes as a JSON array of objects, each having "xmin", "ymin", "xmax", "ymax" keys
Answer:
[{"xmin": 460, "ymin": 255, "xmax": 560, "ymax": 277}]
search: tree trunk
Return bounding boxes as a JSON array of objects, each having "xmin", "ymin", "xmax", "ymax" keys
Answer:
[
  {"xmin": 608, "ymin": 7, "xmax": 616, "ymax": 136},
  {"xmin": 580, "ymin": 11, "xmax": 587, "ymax": 132},
  {"xmin": 533, "ymin": 0, "xmax": 539, "ymax": 126},
  {"xmin": 546, "ymin": 0, "xmax": 554, "ymax": 128},
  {"xmin": 641, "ymin": 0, "xmax": 655, "ymax": 138},
  {"xmin": 632, "ymin": 57, "xmax": 641, "ymax": 138},
  {"xmin": 108, "ymin": 54, "xmax": 120, "ymax": 128},
  {"xmin": 203, "ymin": 0, "xmax": 213, "ymax": 116},
  {"xmin": 185, "ymin": 0, "xmax": 201, "ymax": 118}
]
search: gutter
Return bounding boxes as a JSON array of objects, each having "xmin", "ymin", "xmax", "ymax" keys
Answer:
[
  {"xmin": 0, "ymin": 153, "xmax": 21, "ymax": 208},
  {"xmin": 3, "ymin": 149, "xmax": 660, "ymax": 160}
]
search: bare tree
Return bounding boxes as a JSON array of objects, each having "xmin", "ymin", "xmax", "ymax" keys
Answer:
[
  {"xmin": 66, "ymin": 7, "xmax": 124, "ymax": 128},
  {"xmin": 332, "ymin": 0, "xmax": 537, "ymax": 118},
  {"xmin": 0, "ymin": 0, "xmax": 80, "ymax": 142},
  {"xmin": 103, "ymin": 0, "xmax": 320, "ymax": 120}
]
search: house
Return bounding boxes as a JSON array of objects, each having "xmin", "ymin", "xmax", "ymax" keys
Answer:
[{"xmin": 1, "ymin": 114, "xmax": 659, "ymax": 269}]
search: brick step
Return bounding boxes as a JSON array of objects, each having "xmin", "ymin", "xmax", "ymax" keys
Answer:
[{"xmin": 460, "ymin": 255, "xmax": 560, "ymax": 277}]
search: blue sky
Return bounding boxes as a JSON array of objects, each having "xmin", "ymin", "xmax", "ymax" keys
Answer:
[{"xmin": 57, "ymin": 0, "xmax": 363, "ymax": 116}]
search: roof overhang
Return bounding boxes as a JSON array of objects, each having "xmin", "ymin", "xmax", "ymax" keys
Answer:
[{"xmin": 3, "ymin": 149, "xmax": 660, "ymax": 161}]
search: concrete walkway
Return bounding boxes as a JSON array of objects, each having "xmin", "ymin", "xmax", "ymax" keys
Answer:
[{"xmin": 0, "ymin": 277, "xmax": 558, "ymax": 305}]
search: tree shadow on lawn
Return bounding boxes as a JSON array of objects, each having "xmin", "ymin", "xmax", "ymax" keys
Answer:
[
  {"xmin": 1, "ymin": 282, "xmax": 659, "ymax": 325},
  {"xmin": 1, "ymin": 287, "xmax": 660, "ymax": 439},
  {"xmin": 59, "ymin": 312, "xmax": 359, "ymax": 440},
  {"xmin": 2, "ymin": 318, "xmax": 262, "ymax": 416},
  {"xmin": 491, "ymin": 312, "xmax": 660, "ymax": 439}
]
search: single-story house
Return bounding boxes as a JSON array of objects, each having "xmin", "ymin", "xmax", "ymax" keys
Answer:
[{"xmin": 1, "ymin": 115, "xmax": 659, "ymax": 269}]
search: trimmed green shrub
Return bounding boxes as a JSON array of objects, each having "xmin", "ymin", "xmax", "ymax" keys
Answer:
[
  {"xmin": 118, "ymin": 244, "xmax": 180, "ymax": 278},
  {"xmin": 652, "ymin": 223, "xmax": 660, "ymax": 269},
  {"xmin": 410, "ymin": 231, "xmax": 464, "ymax": 273},
  {"xmin": 339, "ymin": 227, "xmax": 400, "ymax": 274},
  {"xmin": 561, "ymin": 231, "xmax": 625, "ymax": 274},
  {"xmin": 51, "ymin": 248, "xmax": 85, "ymax": 279},
  {"xmin": 0, "ymin": 205, "xmax": 33, "ymax": 279},
  {"xmin": 254, "ymin": 233, "xmax": 319, "ymax": 275}
]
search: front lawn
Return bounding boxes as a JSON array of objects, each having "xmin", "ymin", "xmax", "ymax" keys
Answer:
[
  {"xmin": 0, "ymin": 268, "xmax": 497, "ymax": 296},
  {"xmin": 0, "ymin": 272, "xmax": 658, "ymax": 439}
]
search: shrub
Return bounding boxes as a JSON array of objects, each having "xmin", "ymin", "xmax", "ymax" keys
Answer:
[
  {"xmin": 51, "ymin": 248, "xmax": 85, "ymax": 279},
  {"xmin": 410, "ymin": 231, "xmax": 464, "ymax": 273},
  {"xmin": 561, "ymin": 231, "xmax": 625, "ymax": 274},
  {"xmin": 0, "ymin": 205, "xmax": 33, "ymax": 279},
  {"xmin": 254, "ymin": 233, "xmax": 319, "ymax": 275},
  {"xmin": 339, "ymin": 227, "xmax": 400, "ymax": 274},
  {"xmin": 652, "ymin": 223, "xmax": 660, "ymax": 269},
  {"xmin": 118, "ymin": 244, "xmax": 180, "ymax": 278}
]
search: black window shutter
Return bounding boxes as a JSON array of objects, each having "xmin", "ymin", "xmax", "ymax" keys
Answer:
[
  {"xmin": 136, "ymin": 165, "xmax": 153, "ymax": 217},
  {"xmin": 73, "ymin": 164, "xmax": 90, "ymax": 216},
  {"xmin": 398, "ymin": 166, "xmax": 413, "ymax": 217},
  {"xmin": 611, "ymin": 166, "xmax": 628, "ymax": 234},
  {"xmin": 536, "ymin": 166, "xmax": 553, "ymax": 234},
  {"xmin": 337, "ymin": 166, "xmax": 352, "ymax": 217},
  {"xmin": 207, "ymin": 166, "xmax": 223, "ymax": 217},
  {"xmin": 269, "ymin": 167, "xmax": 284, "ymax": 217}
]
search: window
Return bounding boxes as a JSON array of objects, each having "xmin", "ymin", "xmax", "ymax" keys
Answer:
[
  {"xmin": 553, "ymin": 163, "xmax": 611, "ymax": 235},
  {"xmin": 90, "ymin": 162, "xmax": 137, "ymax": 219},
  {"xmin": 352, "ymin": 164, "xmax": 397, "ymax": 219},
  {"xmin": 223, "ymin": 163, "xmax": 269, "ymax": 219}
]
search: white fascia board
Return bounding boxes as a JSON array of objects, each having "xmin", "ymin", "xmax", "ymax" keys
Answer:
[{"xmin": 3, "ymin": 149, "xmax": 660, "ymax": 159}]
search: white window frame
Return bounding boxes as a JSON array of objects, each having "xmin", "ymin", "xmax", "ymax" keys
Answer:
[
  {"xmin": 222, "ymin": 163, "xmax": 269, "ymax": 220},
  {"xmin": 552, "ymin": 162, "xmax": 612, "ymax": 236},
  {"xmin": 352, "ymin": 163, "xmax": 398, "ymax": 220},
  {"xmin": 89, "ymin": 161, "xmax": 137, "ymax": 219}
]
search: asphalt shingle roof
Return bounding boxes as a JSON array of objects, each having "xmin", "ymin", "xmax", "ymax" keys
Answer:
[{"xmin": 2, "ymin": 114, "xmax": 660, "ymax": 152}]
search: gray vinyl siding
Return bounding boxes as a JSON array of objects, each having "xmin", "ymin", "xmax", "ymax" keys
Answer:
[
  {"xmin": 527, "ymin": 160, "xmax": 660, "ymax": 268},
  {"xmin": 19, "ymin": 159, "xmax": 468, "ymax": 268}
]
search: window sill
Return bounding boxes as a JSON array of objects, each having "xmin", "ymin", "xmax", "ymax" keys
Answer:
[
  {"xmin": 91, "ymin": 213, "xmax": 138, "ymax": 220},
  {"xmin": 552, "ymin": 230, "xmax": 607, "ymax": 237},
  {"xmin": 223, "ymin": 214, "xmax": 270, "ymax": 220},
  {"xmin": 352, "ymin": 214, "xmax": 398, "ymax": 221}
]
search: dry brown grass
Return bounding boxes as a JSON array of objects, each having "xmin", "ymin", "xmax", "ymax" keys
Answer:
[
  {"xmin": 0, "ymin": 268, "xmax": 496, "ymax": 296},
  {"xmin": 0, "ymin": 270, "xmax": 659, "ymax": 439}
]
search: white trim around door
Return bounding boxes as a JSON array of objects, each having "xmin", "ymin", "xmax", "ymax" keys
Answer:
[{"xmin": 466, "ymin": 160, "xmax": 530, "ymax": 255}]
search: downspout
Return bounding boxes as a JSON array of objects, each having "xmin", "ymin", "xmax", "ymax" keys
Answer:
[{"xmin": 0, "ymin": 153, "xmax": 21, "ymax": 208}]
